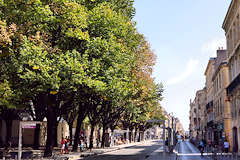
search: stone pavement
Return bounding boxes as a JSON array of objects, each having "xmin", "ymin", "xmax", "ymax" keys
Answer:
[
  {"xmin": 1, "ymin": 140, "xmax": 167, "ymax": 160},
  {"xmin": 57, "ymin": 140, "xmax": 157, "ymax": 160},
  {"xmin": 145, "ymin": 144, "xmax": 176, "ymax": 160}
]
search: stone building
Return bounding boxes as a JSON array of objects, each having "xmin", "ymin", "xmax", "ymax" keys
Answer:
[
  {"xmin": 189, "ymin": 88, "xmax": 206, "ymax": 144},
  {"xmin": 222, "ymin": 0, "xmax": 240, "ymax": 153},
  {"xmin": 204, "ymin": 58, "xmax": 216, "ymax": 143},
  {"xmin": 175, "ymin": 118, "xmax": 185, "ymax": 136},
  {"xmin": 212, "ymin": 49, "xmax": 232, "ymax": 148},
  {"xmin": 189, "ymin": 98, "xmax": 198, "ymax": 143},
  {"xmin": 196, "ymin": 89, "xmax": 207, "ymax": 141},
  {"xmin": 189, "ymin": 99, "xmax": 196, "ymax": 141}
]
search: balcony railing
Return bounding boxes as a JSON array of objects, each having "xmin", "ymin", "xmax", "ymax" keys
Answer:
[{"xmin": 227, "ymin": 73, "xmax": 240, "ymax": 96}]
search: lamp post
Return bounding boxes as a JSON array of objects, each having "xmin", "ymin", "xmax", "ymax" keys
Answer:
[{"xmin": 169, "ymin": 112, "xmax": 176, "ymax": 152}]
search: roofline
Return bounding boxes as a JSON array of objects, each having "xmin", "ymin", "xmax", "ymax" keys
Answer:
[
  {"xmin": 222, "ymin": 0, "xmax": 234, "ymax": 30},
  {"xmin": 212, "ymin": 62, "xmax": 228, "ymax": 81},
  {"xmin": 204, "ymin": 58, "xmax": 216, "ymax": 76}
]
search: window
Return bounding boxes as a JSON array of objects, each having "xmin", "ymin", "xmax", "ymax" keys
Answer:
[
  {"xmin": 235, "ymin": 56, "xmax": 239, "ymax": 76},
  {"xmin": 232, "ymin": 62, "xmax": 235, "ymax": 80},
  {"xmin": 220, "ymin": 97, "xmax": 222, "ymax": 115},
  {"xmin": 219, "ymin": 72, "xmax": 221, "ymax": 89}
]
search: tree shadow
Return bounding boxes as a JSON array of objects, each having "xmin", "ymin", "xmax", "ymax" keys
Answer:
[{"xmin": 83, "ymin": 141, "xmax": 162, "ymax": 160}]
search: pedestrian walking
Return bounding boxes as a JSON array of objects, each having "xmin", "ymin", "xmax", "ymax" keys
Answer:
[
  {"xmin": 198, "ymin": 140, "xmax": 204, "ymax": 156},
  {"xmin": 65, "ymin": 136, "xmax": 70, "ymax": 154},
  {"xmin": 96, "ymin": 138, "xmax": 100, "ymax": 148},
  {"xmin": 165, "ymin": 137, "xmax": 169, "ymax": 152},
  {"xmin": 224, "ymin": 139, "xmax": 229, "ymax": 153},
  {"xmin": 61, "ymin": 137, "xmax": 66, "ymax": 154},
  {"xmin": 79, "ymin": 139, "xmax": 83, "ymax": 152},
  {"xmin": 84, "ymin": 136, "xmax": 88, "ymax": 150}
]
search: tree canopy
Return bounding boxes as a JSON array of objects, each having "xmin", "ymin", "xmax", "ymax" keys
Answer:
[{"xmin": 0, "ymin": 0, "xmax": 164, "ymax": 155}]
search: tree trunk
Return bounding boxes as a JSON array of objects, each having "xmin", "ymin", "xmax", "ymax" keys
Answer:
[
  {"xmin": 141, "ymin": 131, "xmax": 144, "ymax": 141},
  {"xmin": 138, "ymin": 131, "xmax": 141, "ymax": 142},
  {"xmin": 89, "ymin": 123, "xmax": 95, "ymax": 149},
  {"xmin": 5, "ymin": 119, "xmax": 12, "ymax": 148},
  {"xmin": 101, "ymin": 124, "xmax": 106, "ymax": 148},
  {"xmin": 53, "ymin": 120, "xmax": 58, "ymax": 147},
  {"xmin": 69, "ymin": 122, "xmax": 73, "ymax": 145},
  {"xmin": 134, "ymin": 128, "xmax": 137, "ymax": 142},
  {"xmin": 124, "ymin": 132, "xmax": 127, "ymax": 141},
  {"xmin": 44, "ymin": 106, "xmax": 56, "ymax": 157},
  {"xmin": 72, "ymin": 108, "xmax": 85, "ymax": 152},
  {"xmin": 129, "ymin": 130, "xmax": 132, "ymax": 143},
  {"xmin": 97, "ymin": 126, "xmax": 101, "ymax": 148}
]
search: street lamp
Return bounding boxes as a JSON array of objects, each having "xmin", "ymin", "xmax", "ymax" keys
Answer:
[{"xmin": 168, "ymin": 112, "xmax": 176, "ymax": 152}]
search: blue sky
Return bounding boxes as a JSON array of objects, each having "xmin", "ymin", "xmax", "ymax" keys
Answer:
[{"xmin": 133, "ymin": 0, "xmax": 231, "ymax": 131}]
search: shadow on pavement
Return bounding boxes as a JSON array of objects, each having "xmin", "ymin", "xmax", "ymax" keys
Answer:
[
  {"xmin": 0, "ymin": 151, "xmax": 34, "ymax": 159},
  {"xmin": 82, "ymin": 141, "xmax": 163, "ymax": 160}
]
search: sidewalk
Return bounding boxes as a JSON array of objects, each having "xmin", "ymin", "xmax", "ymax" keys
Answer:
[
  {"xmin": 0, "ymin": 140, "xmax": 155, "ymax": 160},
  {"xmin": 57, "ymin": 140, "xmax": 154, "ymax": 160}
]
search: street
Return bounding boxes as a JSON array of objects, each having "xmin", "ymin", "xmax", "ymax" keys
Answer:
[
  {"xmin": 147, "ymin": 140, "xmax": 208, "ymax": 160},
  {"xmin": 176, "ymin": 140, "xmax": 238, "ymax": 160},
  {"xmin": 83, "ymin": 140, "xmax": 235, "ymax": 160},
  {"xmin": 83, "ymin": 140, "xmax": 164, "ymax": 160},
  {"xmin": 176, "ymin": 140, "xmax": 207, "ymax": 160}
]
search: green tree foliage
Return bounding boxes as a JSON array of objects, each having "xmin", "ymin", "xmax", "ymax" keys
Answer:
[
  {"xmin": 0, "ymin": 0, "xmax": 164, "ymax": 153},
  {"xmin": 0, "ymin": 80, "xmax": 14, "ymax": 107}
]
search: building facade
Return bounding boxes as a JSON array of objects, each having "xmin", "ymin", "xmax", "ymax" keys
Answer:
[
  {"xmin": 189, "ymin": 88, "xmax": 206, "ymax": 144},
  {"xmin": 175, "ymin": 118, "xmax": 185, "ymax": 137},
  {"xmin": 189, "ymin": 98, "xmax": 197, "ymax": 141},
  {"xmin": 204, "ymin": 58, "xmax": 216, "ymax": 144},
  {"xmin": 222, "ymin": 0, "xmax": 240, "ymax": 153},
  {"xmin": 212, "ymin": 49, "xmax": 232, "ymax": 148}
]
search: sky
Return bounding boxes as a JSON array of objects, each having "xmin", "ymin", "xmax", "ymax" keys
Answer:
[{"xmin": 133, "ymin": 0, "xmax": 231, "ymax": 131}]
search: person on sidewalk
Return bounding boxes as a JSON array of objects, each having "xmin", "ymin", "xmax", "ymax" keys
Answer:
[
  {"xmin": 223, "ymin": 139, "xmax": 229, "ymax": 153},
  {"xmin": 165, "ymin": 137, "xmax": 169, "ymax": 152},
  {"xmin": 79, "ymin": 139, "xmax": 83, "ymax": 152},
  {"xmin": 198, "ymin": 140, "xmax": 204, "ymax": 156},
  {"xmin": 65, "ymin": 136, "xmax": 70, "ymax": 154},
  {"xmin": 96, "ymin": 138, "xmax": 99, "ymax": 148},
  {"xmin": 84, "ymin": 136, "xmax": 88, "ymax": 150},
  {"xmin": 61, "ymin": 137, "xmax": 66, "ymax": 154}
]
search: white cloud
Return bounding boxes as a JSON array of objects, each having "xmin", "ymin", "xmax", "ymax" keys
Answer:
[
  {"xmin": 201, "ymin": 37, "xmax": 226, "ymax": 57},
  {"xmin": 166, "ymin": 59, "xmax": 199, "ymax": 86}
]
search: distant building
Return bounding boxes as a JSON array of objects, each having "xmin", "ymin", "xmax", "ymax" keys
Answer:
[
  {"xmin": 189, "ymin": 98, "xmax": 197, "ymax": 141},
  {"xmin": 204, "ymin": 58, "xmax": 216, "ymax": 144},
  {"xmin": 189, "ymin": 88, "xmax": 206, "ymax": 144},
  {"xmin": 175, "ymin": 118, "xmax": 185, "ymax": 136}
]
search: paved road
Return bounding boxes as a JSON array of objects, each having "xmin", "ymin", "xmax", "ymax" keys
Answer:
[
  {"xmin": 145, "ymin": 140, "xmax": 208, "ymax": 160},
  {"xmin": 176, "ymin": 140, "xmax": 208, "ymax": 160},
  {"xmin": 176, "ymin": 140, "xmax": 236, "ymax": 160},
  {"xmin": 82, "ymin": 140, "xmax": 164, "ymax": 160},
  {"xmin": 82, "ymin": 140, "xmax": 238, "ymax": 160}
]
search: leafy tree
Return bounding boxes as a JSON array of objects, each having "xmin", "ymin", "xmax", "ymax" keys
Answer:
[
  {"xmin": 0, "ymin": 0, "xmax": 91, "ymax": 156},
  {"xmin": 0, "ymin": 0, "xmax": 164, "ymax": 154}
]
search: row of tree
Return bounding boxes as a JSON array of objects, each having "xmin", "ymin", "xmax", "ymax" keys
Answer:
[{"xmin": 0, "ymin": 0, "xmax": 164, "ymax": 157}]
